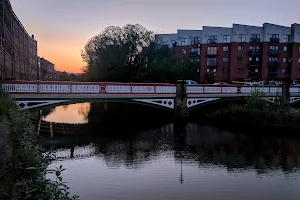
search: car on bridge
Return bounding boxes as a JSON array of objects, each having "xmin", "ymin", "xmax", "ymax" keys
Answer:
[{"xmin": 185, "ymin": 80, "xmax": 197, "ymax": 84}]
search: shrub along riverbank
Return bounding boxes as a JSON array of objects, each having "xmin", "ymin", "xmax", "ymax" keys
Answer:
[
  {"xmin": 204, "ymin": 91, "xmax": 300, "ymax": 132},
  {"xmin": 0, "ymin": 89, "xmax": 78, "ymax": 200}
]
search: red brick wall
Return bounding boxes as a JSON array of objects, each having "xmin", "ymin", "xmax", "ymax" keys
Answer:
[
  {"xmin": 291, "ymin": 43, "xmax": 300, "ymax": 79},
  {"xmin": 230, "ymin": 43, "xmax": 251, "ymax": 81}
]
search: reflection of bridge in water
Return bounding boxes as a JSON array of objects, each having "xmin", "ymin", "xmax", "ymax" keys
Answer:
[{"xmin": 46, "ymin": 123, "xmax": 300, "ymax": 174}]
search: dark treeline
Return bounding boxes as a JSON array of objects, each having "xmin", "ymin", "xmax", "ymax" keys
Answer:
[{"xmin": 81, "ymin": 24, "xmax": 199, "ymax": 83}]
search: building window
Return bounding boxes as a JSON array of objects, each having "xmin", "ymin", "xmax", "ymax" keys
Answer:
[
  {"xmin": 207, "ymin": 47, "xmax": 217, "ymax": 55},
  {"xmin": 270, "ymin": 34, "xmax": 279, "ymax": 42},
  {"xmin": 191, "ymin": 58, "xmax": 200, "ymax": 63},
  {"xmin": 222, "ymin": 68, "xmax": 228, "ymax": 74},
  {"xmin": 249, "ymin": 46, "xmax": 260, "ymax": 51},
  {"xmin": 206, "ymin": 68, "xmax": 210, "ymax": 73},
  {"xmin": 238, "ymin": 46, "xmax": 244, "ymax": 51},
  {"xmin": 208, "ymin": 35, "xmax": 217, "ymax": 44},
  {"xmin": 191, "ymin": 48, "xmax": 200, "ymax": 54},
  {"xmin": 207, "ymin": 58, "xmax": 217, "ymax": 65},
  {"xmin": 223, "ymin": 35, "xmax": 230, "ymax": 43},
  {"xmin": 298, "ymin": 69, "xmax": 300, "ymax": 75},
  {"xmin": 237, "ymin": 68, "xmax": 243, "ymax": 74},
  {"xmin": 282, "ymin": 69, "xmax": 287, "ymax": 74},
  {"xmin": 249, "ymin": 57, "xmax": 259, "ymax": 61},
  {"xmin": 269, "ymin": 57, "xmax": 278, "ymax": 61},
  {"xmin": 283, "ymin": 46, "xmax": 288, "ymax": 52},
  {"xmin": 182, "ymin": 38, "xmax": 187, "ymax": 46},
  {"xmin": 270, "ymin": 45, "xmax": 279, "ymax": 50},
  {"xmin": 223, "ymin": 58, "xmax": 228, "ymax": 63},
  {"xmin": 283, "ymin": 58, "xmax": 288, "ymax": 63},
  {"xmin": 250, "ymin": 34, "xmax": 260, "ymax": 42},
  {"xmin": 238, "ymin": 34, "xmax": 246, "ymax": 42},
  {"xmin": 191, "ymin": 37, "xmax": 200, "ymax": 45},
  {"xmin": 172, "ymin": 40, "xmax": 177, "ymax": 47},
  {"xmin": 283, "ymin": 34, "xmax": 290, "ymax": 43},
  {"xmin": 237, "ymin": 57, "xmax": 244, "ymax": 63},
  {"xmin": 223, "ymin": 46, "xmax": 228, "ymax": 52},
  {"xmin": 298, "ymin": 58, "xmax": 300, "ymax": 63},
  {"xmin": 299, "ymin": 47, "xmax": 300, "ymax": 51}
]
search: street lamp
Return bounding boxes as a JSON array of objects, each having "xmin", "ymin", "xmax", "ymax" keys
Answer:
[{"xmin": 181, "ymin": 47, "xmax": 186, "ymax": 81}]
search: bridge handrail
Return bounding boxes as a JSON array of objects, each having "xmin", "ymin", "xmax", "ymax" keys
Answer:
[
  {"xmin": 186, "ymin": 84, "xmax": 283, "ymax": 94},
  {"xmin": 1, "ymin": 81, "xmax": 177, "ymax": 94},
  {"xmin": 3, "ymin": 81, "xmax": 300, "ymax": 95}
]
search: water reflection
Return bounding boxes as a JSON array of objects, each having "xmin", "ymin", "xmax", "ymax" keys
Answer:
[
  {"xmin": 39, "ymin": 103, "xmax": 300, "ymax": 200},
  {"xmin": 42, "ymin": 103, "xmax": 90, "ymax": 124},
  {"xmin": 48, "ymin": 123, "xmax": 300, "ymax": 174},
  {"xmin": 47, "ymin": 123, "xmax": 300, "ymax": 200}
]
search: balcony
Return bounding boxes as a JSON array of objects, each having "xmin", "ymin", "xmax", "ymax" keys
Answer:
[
  {"xmin": 268, "ymin": 72, "xmax": 277, "ymax": 78},
  {"xmin": 269, "ymin": 49, "xmax": 280, "ymax": 55},
  {"xmin": 205, "ymin": 72, "xmax": 216, "ymax": 77},
  {"xmin": 207, "ymin": 51, "xmax": 217, "ymax": 56},
  {"xmin": 190, "ymin": 52, "xmax": 200, "ymax": 57},
  {"xmin": 269, "ymin": 61, "xmax": 280, "ymax": 67},
  {"xmin": 248, "ymin": 49, "xmax": 261, "ymax": 56},
  {"xmin": 248, "ymin": 72, "xmax": 259, "ymax": 78},
  {"xmin": 248, "ymin": 61, "xmax": 261, "ymax": 67},
  {"xmin": 249, "ymin": 38, "xmax": 260, "ymax": 43},
  {"xmin": 207, "ymin": 61, "xmax": 217, "ymax": 67},
  {"xmin": 270, "ymin": 38, "xmax": 279, "ymax": 43},
  {"xmin": 208, "ymin": 39, "xmax": 217, "ymax": 44}
]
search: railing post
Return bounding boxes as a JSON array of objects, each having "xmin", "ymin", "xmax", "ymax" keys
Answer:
[
  {"xmin": 69, "ymin": 81, "xmax": 72, "ymax": 94},
  {"xmin": 174, "ymin": 80, "xmax": 189, "ymax": 118},
  {"xmin": 37, "ymin": 80, "xmax": 40, "ymax": 93}
]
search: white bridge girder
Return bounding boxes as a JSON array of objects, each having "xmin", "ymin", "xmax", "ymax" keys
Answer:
[
  {"xmin": 15, "ymin": 96, "xmax": 300, "ymax": 111},
  {"xmin": 16, "ymin": 100, "xmax": 71, "ymax": 110}
]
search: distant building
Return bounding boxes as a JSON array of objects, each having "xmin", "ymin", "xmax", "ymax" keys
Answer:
[
  {"xmin": 39, "ymin": 57, "xmax": 58, "ymax": 81},
  {"xmin": 156, "ymin": 23, "xmax": 300, "ymax": 83},
  {"xmin": 0, "ymin": 0, "xmax": 39, "ymax": 80}
]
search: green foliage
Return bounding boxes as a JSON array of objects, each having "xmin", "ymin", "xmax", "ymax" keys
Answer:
[
  {"xmin": 81, "ymin": 24, "xmax": 199, "ymax": 83},
  {"xmin": 207, "ymin": 90, "xmax": 300, "ymax": 130},
  {"xmin": 0, "ymin": 89, "xmax": 78, "ymax": 200}
]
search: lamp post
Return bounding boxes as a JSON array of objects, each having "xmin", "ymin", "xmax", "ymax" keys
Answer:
[{"xmin": 181, "ymin": 47, "xmax": 186, "ymax": 82}]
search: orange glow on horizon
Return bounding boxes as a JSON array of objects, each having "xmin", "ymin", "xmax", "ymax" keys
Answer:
[{"xmin": 36, "ymin": 33, "xmax": 90, "ymax": 73}]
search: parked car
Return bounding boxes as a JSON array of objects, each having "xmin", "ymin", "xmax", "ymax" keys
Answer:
[
  {"xmin": 213, "ymin": 82, "xmax": 229, "ymax": 85},
  {"xmin": 185, "ymin": 80, "xmax": 197, "ymax": 84}
]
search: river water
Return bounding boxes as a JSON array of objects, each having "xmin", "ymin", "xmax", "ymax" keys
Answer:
[{"xmin": 40, "ymin": 103, "xmax": 300, "ymax": 200}]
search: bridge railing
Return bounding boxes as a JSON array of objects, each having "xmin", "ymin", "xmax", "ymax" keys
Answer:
[
  {"xmin": 3, "ymin": 81, "xmax": 300, "ymax": 95},
  {"xmin": 1, "ymin": 80, "xmax": 177, "ymax": 94},
  {"xmin": 186, "ymin": 84, "xmax": 283, "ymax": 94}
]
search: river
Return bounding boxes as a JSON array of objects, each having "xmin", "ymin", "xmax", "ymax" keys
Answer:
[{"xmin": 39, "ymin": 103, "xmax": 300, "ymax": 200}]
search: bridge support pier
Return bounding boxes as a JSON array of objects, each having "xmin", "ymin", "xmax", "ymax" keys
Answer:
[
  {"xmin": 174, "ymin": 80, "xmax": 189, "ymax": 118},
  {"xmin": 281, "ymin": 81, "xmax": 290, "ymax": 111}
]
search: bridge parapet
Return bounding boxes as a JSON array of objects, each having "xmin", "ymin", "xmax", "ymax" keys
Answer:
[
  {"xmin": 186, "ymin": 84, "xmax": 283, "ymax": 95},
  {"xmin": 2, "ymin": 80, "xmax": 293, "ymax": 95},
  {"xmin": 1, "ymin": 81, "xmax": 176, "ymax": 95}
]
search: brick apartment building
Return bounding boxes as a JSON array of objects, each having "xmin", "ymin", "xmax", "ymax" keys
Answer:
[
  {"xmin": 39, "ymin": 57, "xmax": 58, "ymax": 81},
  {"xmin": 0, "ymin": 0, "xmax": 39, "ymax": 81},
  {"xmin": 156, "ymin": 23, "xmax": 300, "ymax": 83}
]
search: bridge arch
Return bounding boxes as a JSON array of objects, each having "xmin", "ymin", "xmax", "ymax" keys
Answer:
[{"xmin": 18, "ymin": 98, "xmax": 175, "ymax": 112}]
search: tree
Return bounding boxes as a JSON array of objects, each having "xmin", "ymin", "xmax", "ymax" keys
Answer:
[{"xmin": 81, "ymin": 24, "xmax": 154, "ymax": 82}]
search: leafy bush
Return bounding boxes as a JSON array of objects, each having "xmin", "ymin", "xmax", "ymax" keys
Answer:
[
  {"xmin": 207, "ymin": 90, "xmax": 300, "ymax": 130},
  {"xmin": 0, "ymin": 88, "xmax": 78, "ymax": 200}
]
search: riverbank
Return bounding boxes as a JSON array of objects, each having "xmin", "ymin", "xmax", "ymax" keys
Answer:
[
  {"xmin": 0, "ymin": 89, "xmax": 78, "ymax": 200},
  {"xmin": 200, "ymin": 92, "xmax": 300, "ymax": 134}
]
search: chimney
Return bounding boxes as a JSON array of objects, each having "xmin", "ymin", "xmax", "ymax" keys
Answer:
[{"xmin": 32, "ymin": 34, "xmax": 34, "ymax": 39}]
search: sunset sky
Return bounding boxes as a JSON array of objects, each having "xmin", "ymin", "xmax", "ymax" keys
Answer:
[{"xmin": 10, "ymin": 0, "xmax": 299, "ymax": 73}]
